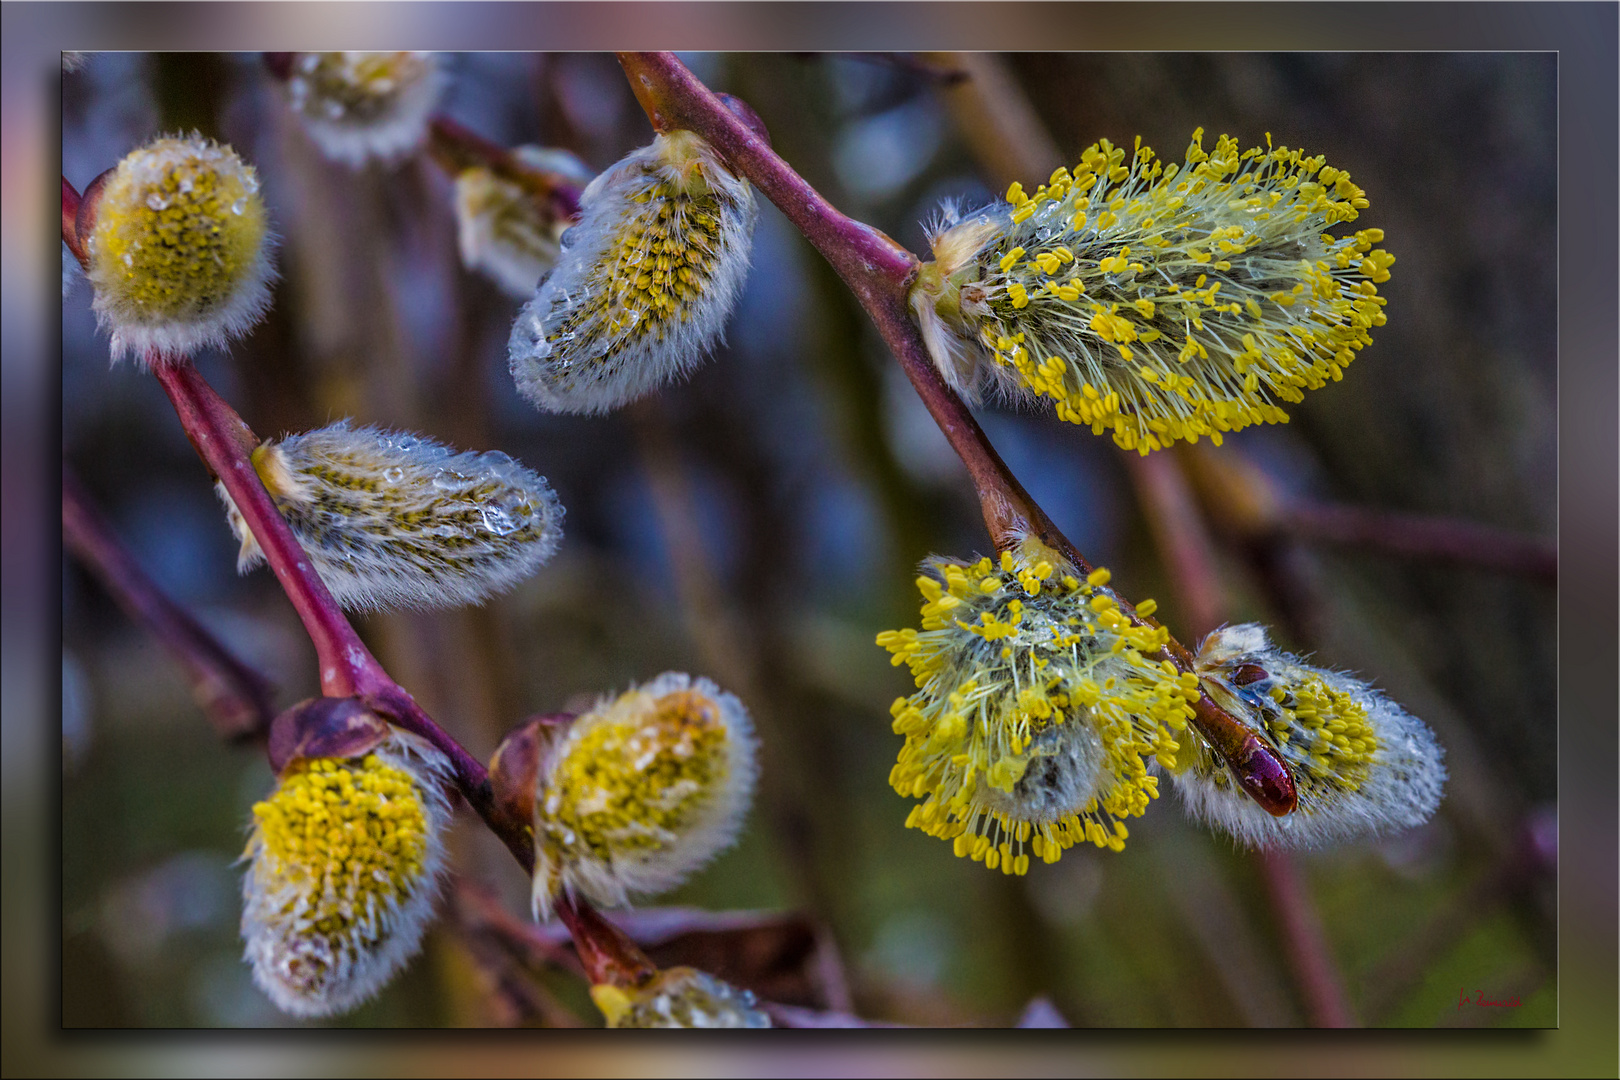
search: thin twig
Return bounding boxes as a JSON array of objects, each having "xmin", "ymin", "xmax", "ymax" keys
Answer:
[
  {"xmin": 62, "ymin": 468, "xmax": 277, "ymax": 741},
  {"xmin": 1281, "ymin": 503, "xmax": 1557, "ymax": 583}
]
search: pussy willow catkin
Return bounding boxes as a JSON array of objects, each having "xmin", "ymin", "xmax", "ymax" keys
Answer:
[
  {"xmin": 508, "ymin": 130, "xmax": 756, "ymax": 415},
  {"xmin": 241, "ymin": 730, "xmax": 451, "ymax": 1017},
  {"xmin": 217, "ymin": 423, "xmax": 563, "ymax": 612},
  {"xmin": 912, "ymin": 130, "xmax": 1393, "ymax": 453},
  {"xmin": 1173, "ymin": 624, "xmax": 1445, "ymax": 848},
  {"xmin": 85, "ymin": 134, "xmax": 276, "ymax": 364},
  {"xmin": 531, "ymin": 672, "xmax": 758, "ymax": 919},
  {"xmin": 878, "ymin": 539, "xmax": 1198, "ymax": 873}
]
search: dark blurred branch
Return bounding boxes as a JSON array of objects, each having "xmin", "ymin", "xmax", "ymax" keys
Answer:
[
  {"xmin": 424, "ymin": 114, "xmax": 584, "ymax": 220},
  {"xmin": 1281, "ymin": 503, "xmax": 1556, "ymax": 583},
  {"xmin": 1179, "ymin": 441, "xmax": 1556, "ymax": 584},
  {"xmin": 921, "ymin": 52, "xmax": 1063, "ymax": 193},
  {"xmin": 1253, "ymin": 850, "xmax": 1356, "ymax": 1028},
  {"xmin": 1360, "ymin": 809, "xmax": 1556, "ymax": 1023},
  {"xmin": 1122, "ymin": 448, "xmax": 1355, "ymax": 1027},
  {"xmin": 62, "ymin": 469, "xmax": 276, "ymax": 741},
  {"xmin": 449, "ymin": 879, "xmax": 586, "ymax": 1027}
]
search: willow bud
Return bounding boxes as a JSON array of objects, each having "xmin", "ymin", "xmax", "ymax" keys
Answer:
[
  {"xmin": 531, "ymin": 673, "xmax": 758, "ymax": 920},
  {"xmin": 242, "ymin": 700, "xmax": 451, "ymax": 1017},
  {"xmin": 455, "ymin": 146, "xmax": 593, "ymax": 298},
  {"xmin": 590, "ymin": 967, "xmax": 770, "ymax": 1029},
  {"xmin": 508, "ymin": 130, "xmax": 756, "ymax": 414},
  {"xmin": 1174, "ymin": 624, "xmax": 1446, "ymax": 847},
  {"xmin": 217, "ymin": 423, "xmax": 563, "ymax": 611},
  {"xmin": 285, "ymin": 52, "xmax": 442, "ymax": 168},
  {"xmin": 83, "ymin": 134, "xmax": 275, "ymax": 364}
]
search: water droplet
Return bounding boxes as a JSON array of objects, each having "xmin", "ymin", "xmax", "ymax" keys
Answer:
[
  {"xmin": 382, "ymin": 466, "xmax": 405, "ymax": 483},
  {"xmin": 558, "ymin": 226, "xmax": 578, "ymax": 250},
  {"xmin": 480, "ymin": 506, "xmax": 518, "ymax": 536},
  {"xmin": 479, "ymin": 451, "xmax": 513, "ymax": 469},
  {"xmin": 432, "ymin": 469, "xmax": 471, "ymax": 491},
  {"xmin": 146, "ymin": 194, "xmax": 168, "ymax": 211},
  {"xmin": 231, "ymin": 198, "xmax": 247, "ymax": 215}
]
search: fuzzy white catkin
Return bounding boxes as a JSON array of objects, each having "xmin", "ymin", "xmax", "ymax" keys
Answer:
[
  {"xmin": 508, "ymin": 130, "xmax": 756, "ymax": 415},
  {"xmin": 217, "ymin": 423, "xmax": 563, "ymax": 612},
  {"xmin": 592, "ymin": 968, "xmax": 771, "ymax": 1029},
  {"xmin": 85, "ymin": 134, "xmax": 276, "ymax": 365},
  {"xmin": 531, "ymin": 672, "xmax": 758, "ymax": 921},
  {"xmin": 455, "ymin": 146, "xmax": 594, "ymax": 299},
  {"xmin": 285, "ymin": 52, "xmax": 442, "ymax": 168},
  {"xmin": 1174, "ymin": 624, "xmax": 1446, "ymax": 848}
]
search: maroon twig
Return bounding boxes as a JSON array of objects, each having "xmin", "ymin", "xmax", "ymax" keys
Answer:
[
  {"xmin": 614, "ymin": 52, "xmax": 1297, "ymax": 819},
  {"xmin": 1281, "ymin": 502, "xmax": 1556, "ymax": 583},
  {"xmin": 555, "ymin": 893, "xmax": 659, "ymax": 988},
  {"xmin": 62, "ymin": 468, "xmax": 276, "ymax": 741},
  {"xmin": 1254, "ymin": 850, "xmax": 1356, "ymax": 1027}
]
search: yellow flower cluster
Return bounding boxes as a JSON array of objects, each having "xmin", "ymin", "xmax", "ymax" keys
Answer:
[
  {"xmin": 508, "ymin": 130, "xmax": 757, "ymax": 414},
  {"xmin": 877, "ymin": 539, "xmax": 1199, "ymax": 873},
  {"xmin": 1175, "ymin": 624, "xmax": 1445, "ymax": 848},
  {"xmin": 531, "ymin": 673, "xmax": 757, "ymax": 919},
  {"xmin": 915, "ymin": 130, "xmax": 1394, "ymax": 453},
  {"xmin": 86, "ymin": 135, "xmax": 274, "ymax": 364},
  {"xmin": 591, "ymin": 968, "xmax": 770, "ymax": 1029},
  {"xmin": 241, "ymin": 733, "xmax": 450, "ymax": 1017}
]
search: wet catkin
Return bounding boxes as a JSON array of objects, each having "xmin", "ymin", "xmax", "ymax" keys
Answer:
[
  {"xmin": 217, "ymin": 423, "xmax": 563, "ymax": 612},
  {"xmin": 508, "ymin": 130, "xmax": 756, "ymax": 415}
]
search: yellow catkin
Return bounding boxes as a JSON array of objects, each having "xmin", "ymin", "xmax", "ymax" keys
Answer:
[
  {"xmin": 531, "ymin": 673, "xmax": 757, "ymax": 919},
  {"xmin": 876, "ymin": 538, "xmax": 1197, "ymax": 872},
  {"xmin": 241, "ymin": 732, "xmax": 450, "ymax": 1017},
  {"xmin": 914, "ymin": 130, "xmax": 1392, "ymax": 452},
  {"xmin": 86, "ymin": 134, "xmax": 275, "ymax": 364}
]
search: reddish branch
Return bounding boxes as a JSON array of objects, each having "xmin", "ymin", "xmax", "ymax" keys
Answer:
[
  {"xmin": 614, "ymin": 51, "xmax": 1296, "ymax": 817},
  {"xmin": 64, "ymin": 174, "xmax": 655, "ymax": 985},
  {"xmin": 63, "ymin": 469, "xmax": 277, "ymax": 741},
  {"xmin": 1282, "ymin": 503, "xmax": 1556, "ymax": 583}
]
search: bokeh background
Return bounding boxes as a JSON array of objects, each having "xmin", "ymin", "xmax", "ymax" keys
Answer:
[
  {"xmin": 8, "ymin": 2, "xmax": 1617, "ymax": 1076},
  {"xmin": 59, "ymin": 47, "xmax": 1557, "ymax": 1027}
]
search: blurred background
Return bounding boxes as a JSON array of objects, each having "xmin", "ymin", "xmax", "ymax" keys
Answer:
[{"xmin": 60, "ymin": 52, "xmax": 1557, "ymax": 1030}]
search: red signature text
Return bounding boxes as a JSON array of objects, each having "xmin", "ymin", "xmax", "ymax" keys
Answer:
[{"xmin": 1458, "ymin": 989, "xmax": 1521, "ymax": 1009}]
